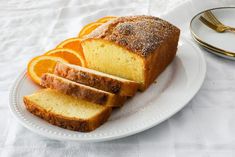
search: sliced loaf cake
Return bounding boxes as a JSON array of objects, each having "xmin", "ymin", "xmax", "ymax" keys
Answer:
[
  {"xmin": 82, "ymin": 15, "xmax": 180, "ymax": 90},
  {"xmin": 40, "ymin": 73, "xmax": 126, "ymax": 107},
  {"xmin": 24, "ymin": 89, "xmax": 112, "ymax": 132},
  {"xmin": 54, "ymin": 62, "xmax": 139, "ymax": 96}
]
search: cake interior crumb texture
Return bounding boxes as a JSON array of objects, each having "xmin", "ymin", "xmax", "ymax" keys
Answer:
[
  {"xmin": 82, "ymin": 15, "xmax": 180, "ymax": 90},
  {"xmin": 82, "ymin": 40, "xmax": 144, "ymax": 84},
  {"xmin": 25, "ymin": 89, "xmax": 107, "ymax": 119}
]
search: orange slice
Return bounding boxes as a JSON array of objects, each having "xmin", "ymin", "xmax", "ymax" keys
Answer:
[
  {"xmin": 56, "ymin": 38, "xmax": 84, "ymax": 58},
  {"xmin": 45, "ymin": 48, "xmax": 86, "ymax": 66},
  {"xmin": 27, "ymin": 55, "xmax": 68, "ymax": 85},
  {"xmin": 78, "ymin": 22, "xmax": 103, "ymax": 38},
  {"xmin": 96, "ymin": 16, "xmax": 117, "ymax": 23}
]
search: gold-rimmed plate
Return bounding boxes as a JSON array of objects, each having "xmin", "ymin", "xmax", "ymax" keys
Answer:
[{"xmin": 190, "ymin": 7, "xmax": 235, "ymax": 60}]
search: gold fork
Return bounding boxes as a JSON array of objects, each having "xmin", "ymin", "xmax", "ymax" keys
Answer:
[{"xmin": 201, "ymin": 10, "xmax": 235, "ymax": 33}]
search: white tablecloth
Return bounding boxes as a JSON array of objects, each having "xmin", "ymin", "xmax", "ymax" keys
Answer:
[{"xmin": 1, "ymin": 0, "xmax": 235, "ymax": 156}]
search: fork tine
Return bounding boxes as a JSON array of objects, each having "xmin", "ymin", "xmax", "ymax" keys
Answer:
[
  {"xmin": 204, "ymin": 12, "xmax": 218, "ymax": 25},
  {"xmin": 201, "ymin": 10, "xmax": 235, "ymax": 33},
  {"xmin": 199, "ymin": 16, "xmax": 219, "ymax": 31},
  {"xmin": 207, "ymin": 11, "xmax": 223, "ymax": 25},
  {"xmin": 204, "ymin": 11, "xmax": 223, "ymax": 25}
]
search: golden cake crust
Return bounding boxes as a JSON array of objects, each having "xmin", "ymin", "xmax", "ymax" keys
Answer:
[
  {"xmin": 23, "ymin": 96, "xmax": 112, "ymax": 132},
  {"xmin": 40, "ymin": 73, "xmax": 126, "ymax": 107},
  {"xmin": 84, "ymin": 15, "xmax": 180, "ymax": 58},
  {"xmin": 54, "ymin": 62, "xmax": 139, "ymax": 96}
]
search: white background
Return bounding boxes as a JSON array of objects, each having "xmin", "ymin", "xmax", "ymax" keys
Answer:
[{"xmin": 1, "ymin": 0, "xmax": 235, "ymax": 156}]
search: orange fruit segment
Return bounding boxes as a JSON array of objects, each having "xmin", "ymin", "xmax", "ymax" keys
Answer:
[
  {"xmin": 27, "ymin": 16, "xmax": 118, "ymax": 85},
  {"xmin": 56, "ymin": 38, "xmax": 84, "ymax": 58},
  {"xmin": 78, "ymin": 16, "xmax": 117, "ymax": 38},
  {"xmin": 78, "ymin": 22, "xmax": 103, "ymax": 38},
  {"xmin": 27, "ymin": 55, "xmax": 68, "ymax": 85},
  {"xmin": 96, "ymin": 16, "xmax": 117, "ymax": 23},
  {"xmin": 45, "ymin": 48, "xmax": 86, "ymax": 66}
]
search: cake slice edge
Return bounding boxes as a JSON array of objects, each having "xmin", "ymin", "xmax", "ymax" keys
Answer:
[
  {"xmin": 23, "ymin": 89, "xmax": 112, "ymax": 132},
  {"xmin": 54, "ymin": 62, "xmax": 139, "ymax": 96},
  {"xmin": 40, "ymin": 73, "xmax": 126, "ymax": 107}
]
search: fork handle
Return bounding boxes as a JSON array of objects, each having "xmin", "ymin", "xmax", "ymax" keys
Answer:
[
  {"xmin": 224, "ymin": 25, "xmax": 235, "ymax": 32},
  {"xmin": 227, "ymin": 27, "xmax": 235, "ymax": 32}
]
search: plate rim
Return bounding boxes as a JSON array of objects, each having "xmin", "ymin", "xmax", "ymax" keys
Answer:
[
  {"xmin": 190, "ymin": 7, "xmax": 235, "ymax": 59},
  {"xmin": 9, "ymin": 37, "xmax": 206, "ymax": 142},
  {"xmin": 192, "ymin": 35, "xmax": 235, "ymax": 60}
]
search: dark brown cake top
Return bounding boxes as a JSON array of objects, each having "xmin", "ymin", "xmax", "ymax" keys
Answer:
[{"xmin": 85, "ymin": 15, "xmax": 180, "ymax": 57}]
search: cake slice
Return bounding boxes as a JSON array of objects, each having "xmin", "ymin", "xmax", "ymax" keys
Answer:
[
  {"xmin": 40, "ymin": 73, "xmax": 126, "ymax": 107},
  {"xmin": 54, "ymin": 62, "xmax": 139, "ymax": 96},
  {"xmin": 81, "ymin": 15, "xmax": 180, "ymax": 90},
  {"xmin": 23, "ymin": 89, "xmax": 112, "ymax": 132}
]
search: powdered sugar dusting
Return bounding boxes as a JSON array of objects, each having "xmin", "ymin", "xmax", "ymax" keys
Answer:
[{"xmin": 85, "ymin": 15, "xmax": 180, "ymax": 57}]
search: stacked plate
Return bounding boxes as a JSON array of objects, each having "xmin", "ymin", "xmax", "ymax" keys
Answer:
[{"xmin": 190, "ymin": 7, "xmax": 235, "ymax": 60}]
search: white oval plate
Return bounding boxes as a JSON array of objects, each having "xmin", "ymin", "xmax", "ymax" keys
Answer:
[
  {"xmin": 9, "ymin": 37, "xmax": 206, "ymax": 142},
  {"xmin": 190, "ymin": 7, "xmax": 235, "ymax": 59}
]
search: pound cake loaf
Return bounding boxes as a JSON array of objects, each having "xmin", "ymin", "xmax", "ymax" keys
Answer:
[
  {"xmin": 41, "ymin": 73, "xmax": 126, "ymax": 107},
  {"xmin": 81, "ymin": 15, "xmax": 180, "ymax": 90},
  {"xmin": 54, "ymin": 62, "xmax": 139, "ymax": 96},
  {"xmin": 23, "ymin": 89, "xmax": 112, "ymax": 132}
]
